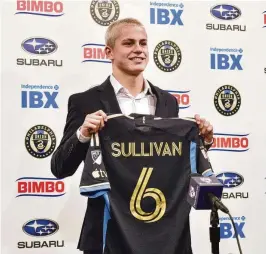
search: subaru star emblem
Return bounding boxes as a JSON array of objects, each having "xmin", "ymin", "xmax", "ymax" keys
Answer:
[
  {"xmin": 21, "ymin": 37, "xmax": 57, "ymax": 55},
  {"xmin": 22, "ymin": 219, "xmax": 59, "ymax": 237},
  {"xmin": 211, "ymin": 4, "xmax": 241, "ymax": 20},
  {"xmin": 216, "ymin": 172, "xmax": 244, "ymax": 188}
]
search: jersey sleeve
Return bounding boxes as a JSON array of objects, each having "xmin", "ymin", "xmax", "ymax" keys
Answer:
[
  {"xmin": 79, "ymin": 133, "xmax": 110, "ymax": 198},
  {"xmin": 190, "ymin": 136, "xmax": 214, "ymax": 177}
]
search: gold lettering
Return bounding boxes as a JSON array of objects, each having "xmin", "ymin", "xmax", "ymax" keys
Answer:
[
  {"xmin": 121, "ymin": 143, "xmax": 131, "ymax": 157},
  {"xmin": 111, "ymin": 142, "xmax": 121, "ymax": 157},
  {"xmin": 111, "ymin": 142, "xmax": 182, "ymax": 157},
  {"xmin": 162, "ymin": 142, "xmax": 172, "ymax": 156},
  {"xmin": 130, "ymin": 167, "xmax": 166, "ymax": 223},
  {"xmin": 141, "ymin": 142, "xmax": 150, "ymax": 156},
  {"xmin": 172, "ymin": 142, "xmax": 182, "ymax": 156},
  {"xmin": 153, "ymin": 142, "xmax": 163, "ymax": 156}
]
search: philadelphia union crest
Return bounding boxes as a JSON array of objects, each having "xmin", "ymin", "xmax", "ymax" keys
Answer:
[
  {"xmin": 153, "ymin": 40, "xmax": 182, "ymax": 72},
  {"xmin": 214, "ymin": 85, "xmax": 241, "ymax": 116},
  {"xmin": 25, "ymin": 125, "xmax": 56, "ymax": 158},
  {"xmin": 90, "ymin": 0, "xmax": 120, "ymax": 26}
]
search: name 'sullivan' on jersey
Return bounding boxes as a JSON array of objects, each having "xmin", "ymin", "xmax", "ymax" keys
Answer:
[
  {"xmin": 17, "ymin": 37, "xmax": 63, "ymax": 67},
  {"xmin": 111, "ymin": 141, "xmax": 182, "ymax": 157},
  {"xmin": 209, "ymin": 133, "xmax": 249, "ymax": 152},
  {"xmin": 15, "ymin": 0, "xmax": 64, "ymax": 17}
]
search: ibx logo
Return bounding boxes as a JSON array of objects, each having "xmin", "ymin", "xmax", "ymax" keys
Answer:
[
  {"xmin": 216, "ymin": 172, "xmax": 248, "ymax": 199},
  {"xmin": 21, "ymin": 84, "xmax": 59, "ymax": 109},
  {"xmin": 82, "ymin": 43, "xmax": 110, "ymax": 63},
  {"xmin": 167, "ymin": 90, "xmax": 190, "ymax": 109},
  {"xmin": 263, "ymin": 11, "xmax": 266, "ymax": 28},
  {"xmin": 17, "ymin": 37, "xmax": 63, "ymax": 67},
  {"xmin": 210, "ymin": 47, "xmax": 243, "ymax": 70},
  {"xmin": 18, "ymin": 219, "xmax": 64, "ymax": 248},
  {"xmin": 210, "ymin": 133, "xmax": 249, "ymax": 152},
  {"xmin": 206, "ymin": 4, "xmax": 246, "ymax": 32},
  {"xmin": 15, "ymin": 0, "xmax": 64, "ymax": 17},
  {"xmin": 150, "ymin": 1, "xmax": 184, "ymax": 26},
  {"xmin": 220, "ymin": 216, "xmax": 246, "ymax": 239},
  {"xmin": 16, "ymin": 177, "xmax": 65, "ymax": 197}
]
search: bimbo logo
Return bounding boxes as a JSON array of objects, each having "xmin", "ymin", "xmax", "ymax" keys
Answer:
[
  {"xmin": 16, "ymin": 0, "xmax": 64, "ymax": 17},
  {"xmin": 210, "ymin": 133, "xmax": 249, "ymax": 152},
  {"xmin": 167, "ymin": 90, "xmax": 190, "ymax": 109},
  {"xmin": 82, "ymin": 43, "xmax": 110, "ymax": 63},
  {"xmin": 16, "ymin": 177, "xmax": 65, "ymax": 197}
]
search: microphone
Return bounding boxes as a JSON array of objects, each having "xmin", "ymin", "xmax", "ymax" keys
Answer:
[{"xmin": 187, "ymin": 174, "xmax": 229, "ymax": 214}]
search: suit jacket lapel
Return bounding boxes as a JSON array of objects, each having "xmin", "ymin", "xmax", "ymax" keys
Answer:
[
  {"xmin": 97, "ymin": 77, "xmax": 122, "ymax": 114},
  {"xmin": 148, "ymin": 81, "xmax": 168, "ymax": 117}
]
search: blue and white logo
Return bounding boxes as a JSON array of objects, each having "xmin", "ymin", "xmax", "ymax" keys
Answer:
[
  {"xmin": 22, "ymin": 219, "xmax": 59, "ymax": 237},
  {"xmin": 211, "ymin": 4, "xmax": 241, "ymax": 20},
  {"xmin": 220, "ymin": 216, "xmax": 246, "ymax": 239},
  {"xmin": 21, "ymin": 38, "xmax": 57, "ymax": 55},
  {"xmin": 216, "ymin": 172, "xmax": 244, "ymax": 188}
]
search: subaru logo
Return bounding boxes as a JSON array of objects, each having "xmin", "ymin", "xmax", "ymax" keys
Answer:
[
  {"xmin": 216, "ymin": 172, "xmax": 244, "ymax": 188},
  {"xmin": 21, "ymin": 37, "xmax": 57, "ymax": 55},
  {"xmin": 22, "ymin": 219, "xmax": 59, "ymax": 237},
  {"xmin": 210, "ymin": 4, "xmax": 241, "ymax": 20}
]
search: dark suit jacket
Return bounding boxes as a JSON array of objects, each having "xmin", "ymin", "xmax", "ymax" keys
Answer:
[{"xmin": 51, "ymin": 76, "xmax": 180, "ymax": 252}]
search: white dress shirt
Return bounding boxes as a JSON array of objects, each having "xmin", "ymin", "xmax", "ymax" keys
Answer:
[{"xmin": 77, "ymin": 75, "xmax": 156, "ymax": 143}]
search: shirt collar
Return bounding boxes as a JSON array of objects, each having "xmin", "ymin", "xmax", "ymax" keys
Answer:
[{"xmin": 110, "ymin": 74, "xmax": 153, "ymax": 96}]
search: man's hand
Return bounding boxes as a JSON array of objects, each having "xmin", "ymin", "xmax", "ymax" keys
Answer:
[
  {"xmin": 80, "ymin": 110, "xmax": 107, "ymax": 138},
  {"xmin": 194, "ymin": 114, "xmax": 213, "ymax": 143}
]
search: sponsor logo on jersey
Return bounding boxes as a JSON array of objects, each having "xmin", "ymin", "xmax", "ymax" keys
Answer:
[
  {"xmin": 90, "ymin": 0, "xmax": 120, "ymax": 26},
  {"xmin": 17, "ymin": 37, "xmax": 62, "ymax": 67},
  {"xmin": 167, "ymin": 90, "xmax": 190, "ymax": 109},
  {"xmin": 18, "ymin": 219, "xmax": 64, "ymax": 248},
  {"xmin": 206, "ymin": 4, "xmax": 246, "ymax": 32},
  {"xmin": 214, "ymin": 85, "xmax": 241, "ymax": 116},
  {"xmin": 82, "ymin": 43, "xmax": 110, "ymax": 63},
  {"xmin": 153, "ymin": 40, "xmax": 182, "ymax": 72},
  {"xmin": 25, "ymin": 125, "xmax": 56, "ymax": 158},
  {"xmin": 16, "ymin": 177, "xmax": 65, "ymax": 197},
  {"xmin": 210, "ymin": 133, "xmax": 249, "ymax": 152},
  {"xmin": 15, "ymin": 0, "xmax": 64, "ymax": 17},
  {"xmin": 150, "ymin": 1, "xmax": 184, "ymax": 26}
]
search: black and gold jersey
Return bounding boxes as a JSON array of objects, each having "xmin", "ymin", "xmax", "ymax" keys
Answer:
[{"xmin": 80, "ymin": 114, "xmax": 213, "ymax": 254}]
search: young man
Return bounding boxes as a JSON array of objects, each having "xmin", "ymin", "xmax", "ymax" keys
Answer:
[{"xmin": 51, "ymin": 18, "xmax": 213, "ymax": 254}]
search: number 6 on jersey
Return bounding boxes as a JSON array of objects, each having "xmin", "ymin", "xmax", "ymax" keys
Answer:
[{"xmin": 130, "ymin": 167, "xmax": 166, "ymax": 223}]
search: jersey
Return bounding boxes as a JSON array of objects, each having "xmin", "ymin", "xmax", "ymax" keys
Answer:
[{"xmin": 79, "ymin": 114, "xmax": 214, "ymax": 254}]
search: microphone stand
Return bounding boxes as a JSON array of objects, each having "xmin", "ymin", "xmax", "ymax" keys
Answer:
[{"xmin": 209, "ymin": 206, "xmax": 220, "ymax": 254}]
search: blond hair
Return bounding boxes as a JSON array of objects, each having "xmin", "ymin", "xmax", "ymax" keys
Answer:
[{"xmin": 105, "ymin": 18, "xmax": 145, "ymax": 48}]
